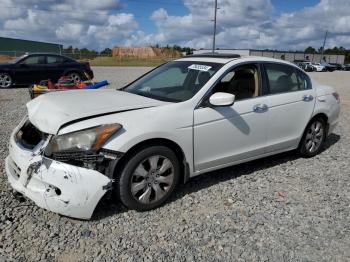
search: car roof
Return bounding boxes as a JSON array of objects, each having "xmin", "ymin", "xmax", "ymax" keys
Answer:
[
  {"xmin": 26, "ymin": 52, "xmax": 62, "ymax": 55},
  {"xmin": 176, "ymin": 54, "xmax": 298, "ymax": 67},
  {"xmin": 22, "ymin": 53, "xmax": 75, "ymax": 61}
]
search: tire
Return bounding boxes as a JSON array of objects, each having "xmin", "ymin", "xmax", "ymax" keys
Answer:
[
  {"xmin": 67, "ymin": 72, "xmax": 81, "ymax": 82},
  {"xmin": 299, "ymin": 118, "xmax": 326, "ymax": 157},
  {"xmin": 117, "ymin": 146, "xmax": 180, "ymax": 211},
  {"xmin": 0, "ymin": 72, "xmax": 13, "ymax": 88}
]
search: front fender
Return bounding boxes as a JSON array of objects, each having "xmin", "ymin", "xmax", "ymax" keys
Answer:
[{"xmin": 103, "ymin": 129, "xmax": 194, "ymax": 174}]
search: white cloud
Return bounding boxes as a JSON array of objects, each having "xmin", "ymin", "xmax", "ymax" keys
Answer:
[
  {"xmin": 129, "ymin": 0, "xmax": 350, "ymax": 50},
  {"xmin": 0, "ymin": 0, "xmax": 349, "ymax": 50},
  {"xmin": 0, "ymin": 0, "xmax": 136, "ymax": 50}
]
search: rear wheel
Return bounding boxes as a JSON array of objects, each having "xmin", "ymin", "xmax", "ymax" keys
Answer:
[
  {"xmin": 0, "ymin": 72, "xmax": 12, "ymax": 88},
  {"xmin": 299, "ymin": 118, "xmax": 326, "ymax": 157},
  {"xmin": 117, "ymin": 146, "xmax": 180, "ymax": 211},
  {"xmin": 67, "ymin": 72, "xmax": 81, "ymax": 83}
]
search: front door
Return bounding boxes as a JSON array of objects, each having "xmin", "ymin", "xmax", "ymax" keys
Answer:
[
  {"xmin": 193, "ymin": 63, "xmax": 269, "ymax": 172},
  {"xmin": 14, "ymin": 55, "xmax": 47, "ymax": 84}
]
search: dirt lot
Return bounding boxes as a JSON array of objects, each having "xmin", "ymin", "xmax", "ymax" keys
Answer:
[{"xmin": 0, "ymin": 68, "xmax": 349, "ymax": 261}]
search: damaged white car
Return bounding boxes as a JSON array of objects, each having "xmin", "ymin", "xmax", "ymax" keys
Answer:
[{"xmin": 5, "ymin": 54, "xmax": 340, "ymax": 219}]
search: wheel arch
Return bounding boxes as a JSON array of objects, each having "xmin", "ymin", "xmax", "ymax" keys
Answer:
[
  {"xmin": 311, "ymin": 112, "xmax": 328, "ymax": 123},
  {"xmin": 113, "ymin": 138, "xmax": 190, "ymax": 184},
  {"xmin": 311, "ymin": 112, "xmax": 329, "ymax": 134},
  {"xmin": 63, "ymin": 69, "xmax": 83, "ymax": 77},
  {"xmin": 298, "ymin": 112, "xmax": 329, "ymax": 149},
  {"xmin": 0, "ymin": 70, "xmax": 14, "ymax": 77}
]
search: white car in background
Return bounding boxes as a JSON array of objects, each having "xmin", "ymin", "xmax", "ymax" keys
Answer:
[
  {"xmin": 5, "ymin": 54, "xmax": 340, "ymax": 219},
  {"xmin": 312, "ymin": 63, "xmax": 326, "ymax": 72}
]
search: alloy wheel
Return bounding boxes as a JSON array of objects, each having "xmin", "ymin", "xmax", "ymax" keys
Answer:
[
  {"xmin": 305, "ymin": 120, "xmax": 324, "ymax": 153},
  {"xmin": 0, "ymin": 73, "xmax": 12, "ymax": 88},
  {"xmin": 130, "ymin": 155, "xmax": 174, "ymax": 204},
  {"xmin": 68, "ymin": 72, "xmax": 81, "ymax": 83}
]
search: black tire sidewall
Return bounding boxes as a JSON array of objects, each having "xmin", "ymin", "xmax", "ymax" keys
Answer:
[
  {"xmin": 299, "ymin": 118, "xmax": 326, "ymax": 157},
  {"xmin": 117, "ymin": 146, "xmax": 180, "ymax": 211}
]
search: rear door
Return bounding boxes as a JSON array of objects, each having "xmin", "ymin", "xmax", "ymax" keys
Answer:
[
  {"xmin": 263, "ymin": 63, "xmax": 316, "ymax": 152},
  {"xmin": 45, "ymin": 55, "xmax": 65, "ymax": 82}
]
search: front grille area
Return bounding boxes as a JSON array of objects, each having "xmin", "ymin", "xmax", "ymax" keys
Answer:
[
  {"xmin": 53, "ymin": 151, "xmax": 102, "ymax": 163},
  {"xmin": 16, "ymin": 121, "xmax": 46, "ymax": 150}
]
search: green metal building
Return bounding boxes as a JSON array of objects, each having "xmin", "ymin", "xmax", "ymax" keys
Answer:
[{"xmin": 0, "ymin": 37, "xmax": 63, "ymax": 56}]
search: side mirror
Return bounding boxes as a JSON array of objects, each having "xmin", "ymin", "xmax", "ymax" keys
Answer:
[{"xmin": 209, "ymin": 92, "xmax": 235, "ymax": 107}]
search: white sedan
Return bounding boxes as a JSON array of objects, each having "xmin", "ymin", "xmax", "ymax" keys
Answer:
[
  {"xmin": 5, "ymin": 54, "xmax": 340, "ymax": 219},
  {"xmin": 312, "ymin": 63, "xmax": 326, "ymax": 72}
]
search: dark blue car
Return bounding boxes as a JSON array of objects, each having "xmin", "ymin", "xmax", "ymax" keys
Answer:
[{"xmin": 0, "ymin": 53, "xmax": 94, "ymax": 88}]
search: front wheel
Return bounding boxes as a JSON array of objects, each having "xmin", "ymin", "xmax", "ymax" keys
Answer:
[
  {"xmin": 0, "ymin": 72, "xmax": 12, "ymax": 88},
  {"xmin": 117, "ymin": 146, "xmax": 180, "ymax": 211},
  {"xmin": 299, "ymin": 118, "xmax": 326, "ymax": 157}
]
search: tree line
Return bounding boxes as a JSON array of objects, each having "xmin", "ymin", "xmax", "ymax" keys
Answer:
[
  {"xmin": 62, "ymin": 45, "xmax": 350, "ymax": 63},
  {"xmin": 62, "ymin": 44, "xmax": 195, "ymax": 58},
  {"xmin": 304, "ymin": 46, "xmax": 350, "ymax": 63}
]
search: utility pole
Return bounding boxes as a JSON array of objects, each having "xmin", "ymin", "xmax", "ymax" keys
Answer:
[
  {"xmin": 212, "ymin": 0, "xmax": 218, "ymax": 53},
  {"xmin": 320, "ymin": 30, "xmax": 328, "ymax": 62}
]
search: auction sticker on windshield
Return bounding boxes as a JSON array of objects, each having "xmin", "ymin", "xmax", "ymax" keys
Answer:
[{"xmin": 188, "ymin": 64, "xmax": 212, "ymax": 71}]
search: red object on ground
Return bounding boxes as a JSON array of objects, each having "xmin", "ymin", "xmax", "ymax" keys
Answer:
[{"xmin": 40, "ymin": 76, "xmax": 88, "ymax": 90}]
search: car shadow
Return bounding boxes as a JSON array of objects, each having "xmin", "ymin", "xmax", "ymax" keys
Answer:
[{"xmin": 92, "ymin": 133, "xmax": 340, "ymax": 221}]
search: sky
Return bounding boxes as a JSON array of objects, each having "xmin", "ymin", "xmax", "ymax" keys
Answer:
[{"xmin": 0, "ymin": 0, "xmax": 350, "ymax": 51}]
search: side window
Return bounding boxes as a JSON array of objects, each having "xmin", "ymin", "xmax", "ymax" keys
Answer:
[
  {"xmin": 212, "ymin": 64, "xmax": 259, "ymax": 100},
  {"xmin": 47, "ymin": 56, "xmax": 63, "ymax": 64},
  {"xmin": 265, "ymin": 63, "xmax": 303, "ymax": 94},
  {"xmin": 21, "ymin": 56, "xmax": 45, "ymax": 65},
  {"xmin": 296, "ymin": 70, "xmax": 312, "ymax": 90}
]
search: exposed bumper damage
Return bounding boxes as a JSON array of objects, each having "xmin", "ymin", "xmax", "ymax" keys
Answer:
[{"xmin": 5, "ymin": 126, "xmax": 118, "ymax": 220}]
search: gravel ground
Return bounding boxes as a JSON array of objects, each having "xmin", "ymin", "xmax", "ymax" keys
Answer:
[{"xmin": 0, "ymin": 68, "xmax": 349, "ymax": 261}]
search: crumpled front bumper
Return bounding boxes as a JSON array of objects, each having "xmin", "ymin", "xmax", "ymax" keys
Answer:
[{"xmin": 5, "ymin": 131, "xmax": 112, "ymax": 220}]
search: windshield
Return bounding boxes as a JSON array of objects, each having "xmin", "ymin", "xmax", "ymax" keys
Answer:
[
  {"xmin": 124, "ymin": 61, "xmax": 223, "ymax": 102},
  {"xmin": 7, "ymin": 55, "xmax": 28, "ymax": 64}
]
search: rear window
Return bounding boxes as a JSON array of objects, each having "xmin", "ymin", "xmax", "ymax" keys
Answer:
[
  {"xmin": 47, "ymin": 56, "xmax": 64, "ymax": 64},
  {"xmin": 265, "ymin": 63, "xmax": 311, "ymax": 94}
]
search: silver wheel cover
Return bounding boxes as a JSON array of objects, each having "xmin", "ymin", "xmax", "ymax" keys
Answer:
[
  {"xmin": 131, "ymin": 155, "xmax": 174, "ymax": 204},
  {"xmin": 305, "ymin": 121, "xmax": 324, "ymax": 153},
  {"xmin": 0, "ymin": 73, "xmax": 12, "ymax": 88}
]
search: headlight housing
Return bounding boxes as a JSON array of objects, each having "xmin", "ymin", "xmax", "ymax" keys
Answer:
[{"xmin": 46, "ymin": 123, "xmax": 122, "ymax": 154}]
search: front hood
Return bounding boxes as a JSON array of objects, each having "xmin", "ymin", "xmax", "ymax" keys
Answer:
[{"xmin": 27, "ymin": 89, "xmax": 168, "ymax": 134}]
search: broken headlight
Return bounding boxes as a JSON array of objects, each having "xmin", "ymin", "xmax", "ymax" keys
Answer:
[{"xmin": 46, "ymin": 124, "xmax": 122, "ymax": 155}]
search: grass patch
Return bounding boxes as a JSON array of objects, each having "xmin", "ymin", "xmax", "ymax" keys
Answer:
[{"xmin": 89, "ymin": 56, "xmax": 177, "ymax": 67}]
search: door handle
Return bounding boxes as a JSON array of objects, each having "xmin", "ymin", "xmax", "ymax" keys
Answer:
[
  {"xmin": 253, "ymin": 104, "xmax": 268, "ymax": 113},
  {"xmin": 303, "ymin": 94, "xmax": 314, "ymax": 102}
]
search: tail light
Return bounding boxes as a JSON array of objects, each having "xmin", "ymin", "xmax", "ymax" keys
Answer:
[{"xmin": 332, "ymin": 92, "xmax": 340, "ymax": 103}]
